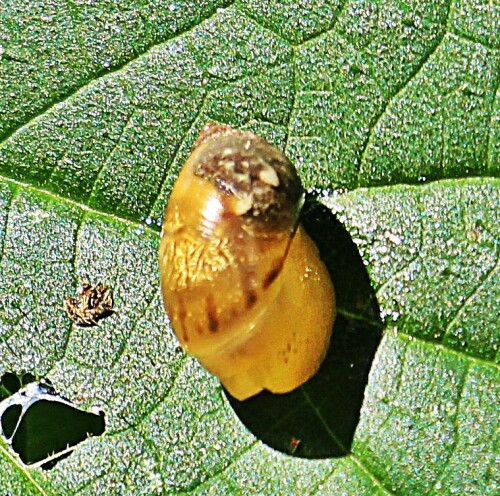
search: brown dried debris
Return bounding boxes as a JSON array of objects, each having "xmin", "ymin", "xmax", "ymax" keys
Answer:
[{"xmin": 65, "ymin": 281, "xmax": 114, "ymax": 326}]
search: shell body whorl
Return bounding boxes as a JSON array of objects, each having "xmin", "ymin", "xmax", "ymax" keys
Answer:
[{"xmin": 159, "ymin": 123, "xmax": 335, "ymax": 400}]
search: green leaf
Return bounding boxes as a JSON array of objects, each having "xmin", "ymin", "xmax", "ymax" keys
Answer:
[{"xmin": 0, "ymin": 1, "xmax": 498, "ymax": 495}]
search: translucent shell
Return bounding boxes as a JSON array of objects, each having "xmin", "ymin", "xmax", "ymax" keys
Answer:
[{"xmin": 159, "ymin": 123, "xmax": 335, "ymax": 400}]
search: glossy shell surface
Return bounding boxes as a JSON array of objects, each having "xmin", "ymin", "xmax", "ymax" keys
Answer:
[{"xmin": 159, "ymin": 123, "xmax": 335, "ymax": 400}]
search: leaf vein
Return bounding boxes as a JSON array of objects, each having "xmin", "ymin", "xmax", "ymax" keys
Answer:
[
  {"xmin": 398, "ymin": 332, "xmax": 499, "ymax": 370},
  {"xmin": 300, "ymin": 387, "xmax": 348, "ymax": 453},
  {"xmin": 485, "ymin": 68, "xmax": 500, "ymax": 174},
  {"xmin": 0, "ymin": 7, "xmax": 230, "ymax": 150},
  {"xmin": 448, "ymin": 27, "xmax": 499, "ymax": 51},
  {"xmin": 86, "ymin": 110, "xmax": 137, "ymax": 205},
  {"xmin": 0, "ymin": 185, "xmax": 17, "ymax": 266},
  {"xmin": 0, "ymin": 174, "xmax": 159, "ymax": 236},
  {"xmin": 109, "ymin": 287, "xmax": 161, "ymax": 368},
  {"xmin": 232, "ymin": 5, "xmax": 293, "ymax": 46},
  {"xmin": 295, "ymin": 0, "xmax": 351, "ymax": 47},
  {"xmin": 426, "ymin": 361, "xmax": 471, "ymax": 494},
  {"xmin": 0, "ymin": 441, "xmax": 50, "ymax": 496},
  {"xmin": 441, "ymin": 249, "xmax": 499, "ymax": 343},
  {"xmin": 355, "ymin": 1, "xmax": 453, "ymax": 186},
  {"xmin": 49, "ymin": 209, "xmax": 88, "ymax": 367},
  {"xmin": 107, "ymin": 356, "xmax": 189, "ymax": 436},
  {"xmin": 350, "ymin": 454, "xmax": 395, "ymax": 495},
  {"xmin": 187, "ymin": 440, "xmax": 259, "ymax": 493},
  {"xmin": 146, "ymin": 91, "xmax": 210, "ymax": 220}
]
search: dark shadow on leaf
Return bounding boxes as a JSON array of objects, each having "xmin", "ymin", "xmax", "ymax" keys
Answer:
[{"xmin": 226, "ymin": 194, "xmax": 384, "ymax": 458}]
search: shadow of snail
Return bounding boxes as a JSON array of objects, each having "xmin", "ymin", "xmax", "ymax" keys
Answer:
[{"xmin": 159, "ymin": 123, "xmax": 383, "ymax": 458}]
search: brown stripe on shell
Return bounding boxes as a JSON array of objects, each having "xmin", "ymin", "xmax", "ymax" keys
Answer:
[
  {"xmin": 245, "ymin": 289, "xmax": 258, "ymax": 309},
  {"xmin": 206, "ymin": 294, "xmax": 219, "ymax": 333},
  {"xmin": 263, "ymin": 259, "xmax": 284, "ymax": 289},
  {"xmin": 178, "ymin": 298, "xmax": 187, "ymax": 328}
]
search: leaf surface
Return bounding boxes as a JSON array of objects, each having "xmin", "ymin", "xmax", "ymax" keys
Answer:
[{"xmin": 0, "ymin": 1, "xmax": 498, "ymax": 494}]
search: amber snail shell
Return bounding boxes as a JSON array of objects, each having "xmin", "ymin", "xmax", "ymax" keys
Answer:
[{"xmin": 159, "ymin": 123, "xmax": 335, "ymax": 400}]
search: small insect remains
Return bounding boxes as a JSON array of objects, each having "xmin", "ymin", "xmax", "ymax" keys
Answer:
[{"xmin": 65, "ymin": 281, "xmax": 114, "ymax": 326}]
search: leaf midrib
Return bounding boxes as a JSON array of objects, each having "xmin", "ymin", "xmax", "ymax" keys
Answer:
[{"xmin": 1, "ymin": 173, "xmax": 498, "ymax": 368}]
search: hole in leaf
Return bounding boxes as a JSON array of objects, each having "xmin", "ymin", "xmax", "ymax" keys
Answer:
[
  {"xmin": 1, "ymin": 404, "xmax": 22, "ymax": 439},
  {"xmin": 0, "ymin": 374, "xmax": 106, "ymax": 470},
  {"xmin": 226, "ymin": 195, "xmax": 384, "ymax": 458},
  {"xmin": 0, "ymin": 371, "xmax": 38, "ymax": 400}
]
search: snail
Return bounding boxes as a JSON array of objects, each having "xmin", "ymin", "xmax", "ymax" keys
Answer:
[{"xmin": 159, "ymin": 123, "xmax": 335, "ymax": 400}]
